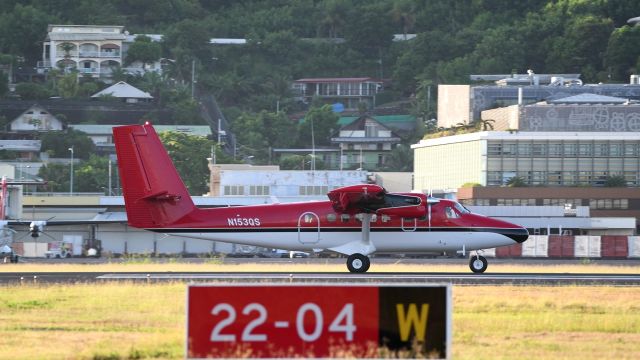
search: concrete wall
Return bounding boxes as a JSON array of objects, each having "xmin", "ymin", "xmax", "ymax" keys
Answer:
[
  {"xmin": 481, "ymin": 105, "xmax": 519, "ymax": 130},
  {"xmin": 414, "ymin": 138, "xmax": 485, "ymax": 191},
  {"xmin": 437, "ymin": 85, "xmax": 471, "ymax": 128}
]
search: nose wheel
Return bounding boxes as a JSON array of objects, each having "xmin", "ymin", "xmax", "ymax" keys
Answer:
[
  {"xmin": 347, "ymin": 253, "xmax": 370, "ymax": 273},
  {"xmin": 469, "ymin": 255, "xmax": 488, "ymax": 273}
]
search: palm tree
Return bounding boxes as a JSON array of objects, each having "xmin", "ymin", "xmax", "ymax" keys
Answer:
[
  {"xmin": 322, "ymin": 0, "xmax": 349, "ymax": 39},
  {"xmin": 506, "ymin": 176, "xmax": 527, "ymax": 187},
  {"xmin": 477, "ymin": 118, "xmax": 495, "ymax": 131},
  {"xmin": 391, "ymin": 0, "xmax": 416, "ymax": 40}
]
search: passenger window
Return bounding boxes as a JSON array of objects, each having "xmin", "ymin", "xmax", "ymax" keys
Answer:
[
  {"xmin": 304, "ymin": 214, "xmax": 314, "ymax": 223},
  {"xmin": 340, "ymin": 214, "xmax": 350, "ymax": 223},
  {"xmin": 326, "ymin": 213, "xmax": 337, "ymax": 222},
  {"xmin": 445, "ymin": 207, "xmax": 459, "ymax": 219}
]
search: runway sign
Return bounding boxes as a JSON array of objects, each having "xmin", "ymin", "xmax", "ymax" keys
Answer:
[{"xmin": 186, "ymin": 284, "xmax": 451, "ymax": 359}]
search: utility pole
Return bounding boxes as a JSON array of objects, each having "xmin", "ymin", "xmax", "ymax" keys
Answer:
[
  {"xmin": 68, "ymin": 146, "xmax": 74, "ymax": 195},
  {"xmin": 191, "ymin": 59, "xmax": 196, "ymax": 99}
]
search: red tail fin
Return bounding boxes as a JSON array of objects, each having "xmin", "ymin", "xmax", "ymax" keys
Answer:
[{"xmin": 113, "ymin": 123, "xmax": 196, "ymax": 228}]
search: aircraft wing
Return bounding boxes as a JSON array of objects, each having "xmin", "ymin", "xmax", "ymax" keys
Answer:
[{"xmin": 327, "ymin": 185, "xmax": 428, "ymax": 218}]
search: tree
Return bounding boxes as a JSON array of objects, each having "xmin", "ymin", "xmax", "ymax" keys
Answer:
[
  {"xmin": 0, "ymin": 70, "xmax": 8, "ymax": 98},
  {"xmin": 0, "ymin": 4, "xmax": 51, "ymax": 63},
  {"xmin": 297, "ymin": 105, "xmax": 339, "ymax": 147},
  {"xmin": 321, "ymin": 0, "xmax": 351, "ymax": 39},
  {"xmin": 605, "ymin": 25, "xmax": 640, "ymax": 81},
  {"xmin": 506, "ymin": 176, "xmax": 527, "ymax": 187},
  {"xmin": 232, "ymin": 111, "xmax": 297, "ymax": 162},
  {"xmin": 604, "ymin": 175, "xmax": 627, "ymax": 187},
  {"xmin": 125, "ymin": 35, "xmax": 161, "ymax": 71},
  {"xmin": 37, "ymin": 163, "xmax": 69, "ymax": 193},
  {"xmin": 40, "ymin": 129, "xmax": 95, "ymax": 160},
  {"xmin": 391, "ymin": 0, "xmax": 416, "ymax": 39},
  {"xmin": 158, "ymin": 131, "xmax": 214, "ymax": 195},
  {"xmin": 15, "ymin": 82, "xmax": 51, "ymax": 100},
  {"xmin": 383, "ymin": 144, "xmax": 413, "ymax": 171},
  {"xmin": 75, "ymin": 155, "xmax": 113, "ymax": 193},
  {"xmin": 279, "ymin": 154, "xmax": 326, "ymax": 170},
  {"xmin": 57, "ymin": 72, "xmax": 79, "ymax": 98}
]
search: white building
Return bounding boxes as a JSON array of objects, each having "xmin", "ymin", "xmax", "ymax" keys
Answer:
[
  {"xmin": 39, "ymin": 25, "xmax": 162, "ymax": 79},
  {"xmin": 209, "ymin": 163, "xmax": 369, "ymax": 198},
  {"xmin": 412, "ymin": 131, "xmax": 640, "ymax": 191}
]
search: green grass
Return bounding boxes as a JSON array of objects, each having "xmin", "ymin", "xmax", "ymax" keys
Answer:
[
  {"xmin": 1, "ymin": 283, "xmax": 639, "ymax": 359},
  {"xmin": 2, "ymin": 260, "xmax": 639, "ymax": 274}
]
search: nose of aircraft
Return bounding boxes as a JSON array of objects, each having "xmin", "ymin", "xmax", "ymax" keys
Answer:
[{"xmin": 501, "ymin": 226, "xmax": 529, "ymax": 243}]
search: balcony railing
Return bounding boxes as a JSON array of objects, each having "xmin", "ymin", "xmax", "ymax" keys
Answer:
[
  {"xmin": 79, "ymin": 68, "xmax": 99, "ymax": 74},
  {"xmin": 78, "ymin": 51, "xmax": 121, "ymax": 58}
]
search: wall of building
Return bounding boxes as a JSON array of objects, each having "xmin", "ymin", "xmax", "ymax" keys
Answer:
[
  {"xmin": 481, "ymin": 105, "xmax": 519, "ymax": 130},
  {"xmin": 413, "ymin": 136, "xmax": 485, "ymax": 191},
  {"xmin": 437, "ymin": 85, "xmax": 471, "ymax": 128},
  {"xmin": 522, "ymin": 104, "xmax": 640, "ymax": 132}
]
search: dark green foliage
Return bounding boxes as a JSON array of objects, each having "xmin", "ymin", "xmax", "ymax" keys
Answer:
[
  {"xmin": 604, "ymin": 175, "xmax": 627, "ymax": 187},
  {"xmin": 125, "ymin": 35, "xmax": 161, "ymax": 69},
  {"xmin": 40, "ymin": 129, "xmax": 95, "ymax": 160},
  {"xmin": 15, "ymin": 82, "xmax": 50, "ymax": 100},
  {"xmin": 506, "ymin": 176, "xmax": 528, "ymax": 187},
  {"xmin": 157, "ymin": 131, "xmax": 216, "ymax": 195}
]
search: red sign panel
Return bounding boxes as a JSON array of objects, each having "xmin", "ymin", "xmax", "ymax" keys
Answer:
[{"xmin": 186, "ymin": 284, "xmax": 449, "ymax": 359}]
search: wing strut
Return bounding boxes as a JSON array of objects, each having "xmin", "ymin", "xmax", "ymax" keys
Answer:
[{"xmin": 327, "ymin": 213, "xmax": 376, "ymax": 256}]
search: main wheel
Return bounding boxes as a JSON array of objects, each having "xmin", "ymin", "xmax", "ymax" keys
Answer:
[
  {"xmin": 469, "ymin": 255, "xmax": 488, "ymax": 273},
  {"xmin": 347, "ymin": 253, "xmax": 369, "ymax": 273}
]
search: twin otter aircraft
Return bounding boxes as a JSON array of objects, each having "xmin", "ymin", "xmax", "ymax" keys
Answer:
[{"xmin": 113, "ymin": 123, "xmax": 528, "ymax": 273}]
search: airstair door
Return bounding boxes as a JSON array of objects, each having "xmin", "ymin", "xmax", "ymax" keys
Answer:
[{"xmin": 298, "ymin": 212, "xmax": 321, "ymax": 244}]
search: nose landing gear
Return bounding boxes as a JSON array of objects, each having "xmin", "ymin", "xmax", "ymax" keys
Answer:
[
  {"xmin": 347, "ymin": 253, "xmax": 370, "ymax": 273},
  {"xmin": 469, "ymin": 253, "xmax": 488, "ymax": 273}
]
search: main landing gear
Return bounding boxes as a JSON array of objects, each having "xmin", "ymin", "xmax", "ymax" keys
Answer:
[
  {"xmin": 347, "ymin": 253, "xmax": 370, "ymax": 273},
  {"xmin": 469, "ymin": 254, "xmax": 488, "ymax": 273}
]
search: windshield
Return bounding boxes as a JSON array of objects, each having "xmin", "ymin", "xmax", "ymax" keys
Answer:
[{"xmin": 454, "ymin": 202, "xmax": 470, "ymax": 214}]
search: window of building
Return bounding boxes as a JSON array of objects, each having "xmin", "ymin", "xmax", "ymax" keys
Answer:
[
  {"xmin": 548, "ymin": 143, "xmax": 562, "ymax": 156},
  {"xmin": 517, "ymin": 143, "xmax": 531, "ymax": 156},
  {"xmin": 532, "ymin": 143, "xmax": 546, "ymax": 156},
  {"xmin": 223, "ymin": 185, "xmax": 245, "ymax": 195},
  {"xmin": 249, "ymin": 185, "xmax": 270, "ymax": 195},
  {"xmin": 564, "ymin": 143, "xmax": 577, "ymax": 156},
  {"xmin": 487, "ymin": 143, "xmax": 502, "ymax": 155},
  {"xmin": 624, "ymin": 144, "xmax": 637, "ymax": 157},
  {"xmin": 594, "ymin": 143, "xmax": 608, "ymax": 157},
  {"xmin": 299, "ymin": 186, "xmax": 329, "ymax": 196},
  {"xmin": 578, "ymin": 143, "xmax": 592, "ymax": 156},
  {"xmin": 503, "ymin": 143, "xmax": 517, "ymax": 156},
  {"xmin": 590, "ymin": 199, "xmax": 628, "ymax": 209},
  {"xmin": 610, "ymin": 143, "xmax": 623, "ymax": 157}
]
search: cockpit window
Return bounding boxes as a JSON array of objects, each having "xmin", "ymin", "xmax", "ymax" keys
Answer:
[
  {"xmin": 445, "ymin": 207, "xmax": 459, "ymax": 219},
  {"xmin": 454, "ymin": 202, "xmax": 470, "ymax": 214}
]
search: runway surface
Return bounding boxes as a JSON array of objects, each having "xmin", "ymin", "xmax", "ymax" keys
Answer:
[{"xmin": 1, "ymin": 271, "xmax": 640, "ymax": 286}]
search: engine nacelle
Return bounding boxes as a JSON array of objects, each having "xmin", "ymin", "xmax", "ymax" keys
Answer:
[{"xmin": 376, "ymin": 205, "xmax": 426, "ymax": 218}]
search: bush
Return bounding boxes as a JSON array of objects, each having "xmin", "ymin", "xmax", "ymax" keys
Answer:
[{"xmin": 15, "ymin": 82, "xmax": 51, "ymax": 100}]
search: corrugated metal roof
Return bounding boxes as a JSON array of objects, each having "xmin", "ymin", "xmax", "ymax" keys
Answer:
[
  {"xmin": 70, "ymin": 124, "xmax": 212, "ymax": 137},
  {"xmin": 338, "ymin": 114, "xmax": 415, "ymax": 126},
  {"xmin": 294, "ymin": 78, "xmax": 379, "ymax": 83},
  {"xmin": 49, "ymin": 33, "xmax": 126, "ymax": 41},
  {"xmin": 91, "ymin": 81, "xmax": 152, "ymax": 99},
  {"xmin": 547, "ymin": 93, "xmax": 629, "ymax": 104}
]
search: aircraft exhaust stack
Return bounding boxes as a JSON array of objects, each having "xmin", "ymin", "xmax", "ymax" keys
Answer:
[{"xmin": 113, "ymin": 123, "xmax": 196, "ymax": 228}]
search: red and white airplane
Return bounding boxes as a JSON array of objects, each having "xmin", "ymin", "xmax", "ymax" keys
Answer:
[{"xmin": 113, "ymin": 123, "xmax": 528, "ymax": 273}]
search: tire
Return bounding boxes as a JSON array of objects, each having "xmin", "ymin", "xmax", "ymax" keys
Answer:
[
  {"xmin": 346, "ymin": 253, "xmax": 369, "ymax": 273},
  {"xmin": 469, "ymin": 255, "xmax": 488, "ymax": 273}
]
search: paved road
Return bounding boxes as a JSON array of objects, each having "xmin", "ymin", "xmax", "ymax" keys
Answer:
[{"xmin": 1, "ymin": 271, "xmax": 639, "ymax": 286}]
